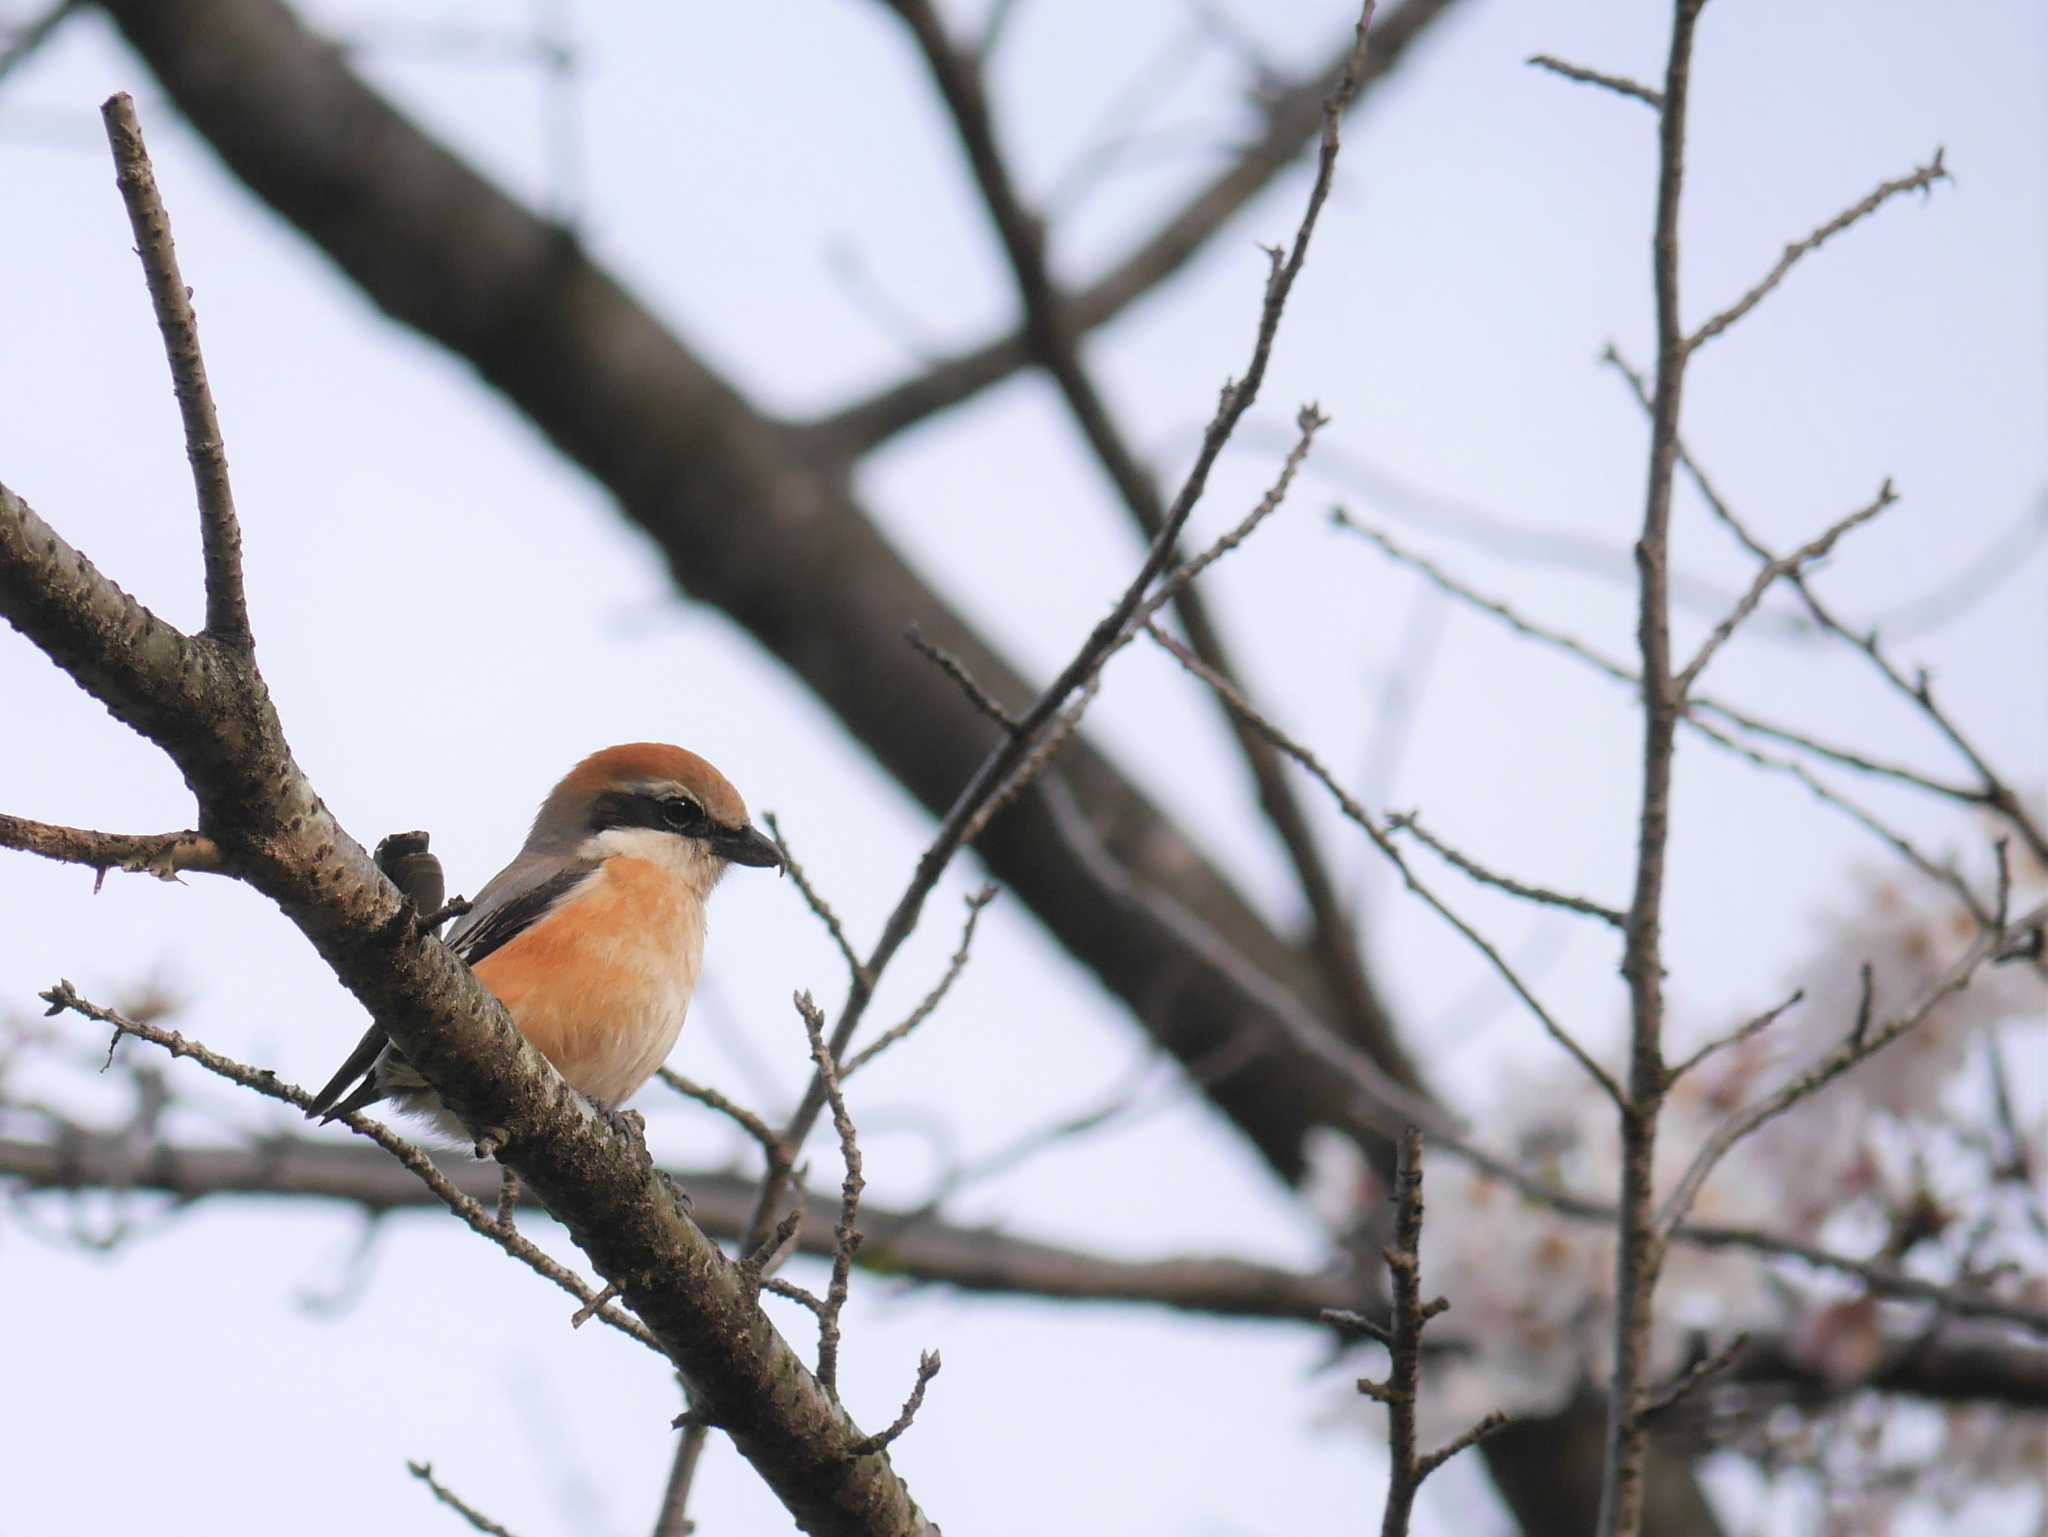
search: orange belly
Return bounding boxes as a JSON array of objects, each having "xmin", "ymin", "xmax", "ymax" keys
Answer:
[{"xmin": 470, "ymin": 856, "xmax": 705, "ymax": 1106}]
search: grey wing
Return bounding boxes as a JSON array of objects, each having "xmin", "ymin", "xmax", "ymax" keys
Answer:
[
  {"xmin": 443, "ymin": 855, "xmax": 600, "ymax": 966},
  {"xmin": 304, "ymin": 858, "xmax": 593, "ymax": 1124}
]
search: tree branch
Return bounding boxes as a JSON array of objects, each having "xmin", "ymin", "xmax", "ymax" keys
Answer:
[
  {"xmin": 815, "ymin": 0, "xmax": 1465, "ymax": 454},
  {"xmin": 876, "ymin": 0, "xmax": 1399, "ymax": 1083},
  {"xmin": 1601, "ymin": 6, "xmax": 1705, "ymax": 1530},
  {"xmin": 101, "ymin": 92, "xmax": 252, "ymax": 651},
  {"xmin": 94, "ymin": 0, "xmax": 1405, "ymax": 1196},
  {"xmin": 1688, "ymin": 150, "xmax": 1950, "ymax": 351},
  {"xmin": 0, "ymin": 814, "xmax": 222, "ymax": 887}
]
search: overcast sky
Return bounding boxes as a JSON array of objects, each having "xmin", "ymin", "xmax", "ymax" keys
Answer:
[{"xmin": 1, "ymin": 2, "xmax": 2042, "ymax": 1534}]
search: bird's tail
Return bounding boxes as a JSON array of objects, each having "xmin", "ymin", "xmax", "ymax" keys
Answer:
[{"xmin": 304, "ymin": 1022, "xmax": 390, "ymax": 1123}]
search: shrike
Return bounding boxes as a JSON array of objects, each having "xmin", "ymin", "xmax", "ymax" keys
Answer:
[{"xmin": 307, "ymin": 742, "xmax": 781, "ymax": 1136}]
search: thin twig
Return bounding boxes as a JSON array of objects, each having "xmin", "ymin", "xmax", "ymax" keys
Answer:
[
  {"xmin": 817, "ymin": 0, "xmax": 1461, "ymax": 453},
  {"xmin": 1655, "ymin": 903, "xmax": 2048, "ymax": 1239},
  {"xmin": 655, "ymin": 1068, "xmax": 793, "ymax": 1175},
  {"xmin": 739, "ymin": 11, "xmax": 1380, "ymax": 1273},
  {"xmin": 905, "ymin": 624, "xmax": 1018, "ymax": 733},
  {"xmin": 1639, "ymin": 1333, "xmax": 1750, "ymax": 1421},
  {"xmin": 1362, "ymin": 1128, "xmax": 1512, "ymax": 1536},
  {"xmin": 1387, "ymin": 810, "xmax": 1625, "ymax": 929},
  {"xmin": 408, "ymin": 1461, "xmax": 520, "ymax": 1537},
  {"xmin": 1688, "ymin": 150, "xmax": 1949, "ymax": 351},
  {"xmin": 1143, "ymin": 621, "xmax": 1626, "ymax": 1108},
  {"xmin": 798, "ymin": 992, "xmax": 863, "ymax": 1398},
  {"xmin": 843, "ymin": 1351, "xmax": 942, "ymax": 1459},
  {"xmin": 879, "ymin": 0, "xmax": 1390, "ymax": 1071},
  {"xmin": 765, "ymin": 814, "xmax": 871, "ymax": 992},
  {"xmin": 569, "ymin": 1281, "xmax": 621, "ymax": 1330},
  {"xmin": 1675, "ymin": 479, "xmax": 1896, "ymax": 694},
  {"xmin": 1335, "ymin": 513, "xmax": 1993, "ymax": 924},
  {"xmin": 1665, "ymin": 989, "xmax": 1803, "ymax": 1083},
  {"xmin": 1526, "ymin": 52, "xmax": 1662, "ymax": 109},
  {"xmin": 99, "ymin": 94, "xmax": 251, "ymax": 651},
  {"xmin": 1605, "ymin": 346, "xmax": 2048, "ymax": 866},
  {"xmin": 842, "ymin": 887, "xmax": 997, "ymax": 1078},
  {"xmin": 36, "ymin": 982, "xmax": 661, "ymax": 1352}
]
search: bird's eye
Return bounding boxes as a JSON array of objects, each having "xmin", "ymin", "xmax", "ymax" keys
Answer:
[{"xmin": 661, "ymin": 797, "xmax": 705, "ymax": 831}]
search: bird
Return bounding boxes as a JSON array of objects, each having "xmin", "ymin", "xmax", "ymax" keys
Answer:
[{"xmin": 306, "ymin": 742, "xmax": 782, "ymax": 1138}]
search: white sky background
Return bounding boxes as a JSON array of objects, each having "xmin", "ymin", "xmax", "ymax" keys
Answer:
[{"xmin": 0, "ymin": 1, "xmax": 2042, "ymax": 1534}]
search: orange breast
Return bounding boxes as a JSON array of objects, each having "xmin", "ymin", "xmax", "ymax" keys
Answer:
[{"xmin": 470, "ymin": 857, "xmax": 705, "ymax": 1106}]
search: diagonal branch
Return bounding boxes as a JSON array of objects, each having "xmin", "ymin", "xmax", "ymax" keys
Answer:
[
  {"xmin": 1525, "ymin": 53, "xmax": 1662, "ymax": 110},
  {"xmin": 95, "ymin": 0, "xmax": 1406, "ymax": 1195},
  {"xmin": 1688, "ymin": 150, "xmax": 1949, "ymax": 352},
  {"xmin": 1143, "ymin": 621, "xmax": 1626, "ymax": 1109},
  {"xmin": 746, "ymin": 5, "xmax": 1384, "ymax": 1265},
  {"xmin": 36, "ymin": 982, "xmax": 661, "ymax": 1352},
  {"xmin": 1674, "ymin": 479, "xmax": 1896, "ymax": 695},
  {"xmin": 877, "ymin": 0, "xmax": 1396, "ymax": 1076},
  {"xmin": 1655, "ymin": 902, "xmax": 2048, "ymax": 1238},
  {"xmin": 816, "ymin": 0, "xmax": 1465, "ymax": 455},
  {"xmin": 101, "ymin": 93, "xmax": 252, "ymax": 651},
  {"xmin": 1604, "ymin": 349, "xmax": 2048, "ymax": 866}
]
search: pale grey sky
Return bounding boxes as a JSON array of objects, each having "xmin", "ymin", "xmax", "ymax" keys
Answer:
[{"xmin": 1, "ymin": 2, "xmax": 2042, "ymax": 1533}]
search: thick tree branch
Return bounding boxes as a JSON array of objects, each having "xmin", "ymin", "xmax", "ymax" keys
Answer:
[
  {"xmin": 3, "ymin": 113, "xmax": 936, "ymax": 1536},
  {"xmin": 94, "ymin": 0, "xmax": 1404, "ymax": 1195}
]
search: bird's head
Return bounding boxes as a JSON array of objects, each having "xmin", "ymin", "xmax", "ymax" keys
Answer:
[{"xmin": 529, "ymin": 742, "xmax": 782, "ymax": 893}]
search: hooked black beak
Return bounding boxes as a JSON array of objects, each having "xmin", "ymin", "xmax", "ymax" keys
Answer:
[{"xmin": 712, "ymin": 823, "xmax": 784, "ymax": 870}]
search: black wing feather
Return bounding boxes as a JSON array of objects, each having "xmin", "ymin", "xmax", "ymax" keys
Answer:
[
  {"xmin": 448, "ymin": 865, "xmax": 595, "ymax": 966},
  {"xmin": 304, "ymin": 864, "xmax": 594, "ymax": 1122}
]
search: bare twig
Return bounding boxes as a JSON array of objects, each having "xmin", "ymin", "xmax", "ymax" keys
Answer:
[
  {"xmin": 100, "ymin": 94, "xmax": 251, "ymax": 651},
  {"xmin": 1143, "ymin": 621, "xmax": 1625, "ymax": 1107},
  {"xmin": 878, "ymin": 0, "xmax": 1391, "ymax": 1071},
  {"xmin": 1665, "ymin": 989, "xmax": 1803, "ymax": 1083},
  {"xmin": 1605, "ymin": 347, "xmax": 2048, "ymax": 866},
  {"xmin": 1656, "ymin": 903, "xmax": 2047, "ymax": 1238},
  {"xmin": 798, "ymin": 992, "xmax": 864, "ymax": 1398},
  {"xmin": 740, "ymin": 6, "xmax": 1381, "ymax": 1276},
  {"xmin": 1362, "ymin": 1129, "xmax": 1512, "ymax": 1536},
  {"xmin": 818, "ymin": 0, "xmax": 1462, "ymax": 452},
  {"xmin": 1675, "ymin": 479, "xmax": 1897, "ymax": 694},
  {"xmin": 842, "ymin": 887, "xmax": 997, "ymax": 1078},
  {"xmin": 1526, "ymin": 52, "xmax": 1662, "ymax": 110},
  {"xmin": 765, "ymin": 813, "xmax": 871, "ymax": 992},
  {"xmin": 36, "ymin": 982, "xmax": 661, "ymax": 1352},
  {"xmin": 1387, "ymin": 810, "xmax": 1625, "ymax": 929},
  {"xmin": 1334, "ymin": 511, "xmax": 1994, "ymax": 922},
  {"xmin": 905, "ymin": 623, "xmax": 1017, "ymax": 733},
  {"xmin": 408, "ymin": 1461, "xmax": 520, "ymax": 1537},
  {"xmin": 0, "ymin": 815, "xmax": 222, "ymax": 890},
  {"xmin": 1689, "ymin": 149, "xmax": 1949, "ymax": 351},
  {"xmin": 655, "ymin": 1068, "xmax": 793, "ymax": 1176},
  {"xmin": 843, "ymin": 1351, "xmax": 942, "ymax": 1459},
  {"xmin": 1639, "ymin": 1333, "xmax": 1750, "ymax": 1420}
]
